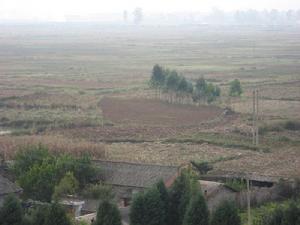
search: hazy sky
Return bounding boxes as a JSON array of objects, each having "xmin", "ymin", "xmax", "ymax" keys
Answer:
[{"xmin": 1, "ymin": 0, "xmax": 300, "ymax": 21}]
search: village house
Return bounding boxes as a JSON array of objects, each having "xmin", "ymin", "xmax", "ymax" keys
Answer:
[{"xmin": 90, "ymin": 160, "xmax": 182, "ymax": 207}]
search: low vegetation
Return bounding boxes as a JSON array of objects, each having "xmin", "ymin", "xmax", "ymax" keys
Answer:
[
  {"xmin": 241, "ymin": 200, "xmax": 300, "ymax": 225},
  {"xmin": 259, "ymin": 120, "xmax": 300, "ymax": 135},
  {"xmin": 224, "ymin": 179, "xmax": 247, "ymax": 192}
]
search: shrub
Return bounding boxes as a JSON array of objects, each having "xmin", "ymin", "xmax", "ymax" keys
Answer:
[
  {"xmin": 44, "ymin": 203, "xmax": 72, "ymax": 225},
  {"xmin": 229, "ymin": 79, "xmax": 243, "ymax": 97},
  {"xmin": 283, "ymin": 120, "xmax": 300, "ymax": 131},
  {"xmin": 0, "ymin": 195, "xmax": 23, "ymax": 225}
]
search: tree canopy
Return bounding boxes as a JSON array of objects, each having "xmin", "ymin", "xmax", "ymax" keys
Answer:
[
  {"xmin": 149, "ymin": 64, "xmax": 221, "ymax": 104},
  {"xmin": 130, "ymin": 187, "xmax": 166, "ymax": 225},
  {"xmin": 183, "ymin": 192, "xmax": 209, "ymax": 225},
  {"xmin": 229, "ymin": 79, "xmax": 243, "ymax": 97},
  {"xmin": 211, "ymin": 200, "xmax": 241, "ymax": 225},
  {"xmin": 14, "ymin": 144, "xmax": 97, "ymax": 202},
  {"xmin": 94, "ymin": 200, "xmax": 122, "ymax": 225}
]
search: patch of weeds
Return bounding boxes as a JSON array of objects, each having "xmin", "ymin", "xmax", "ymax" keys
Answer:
[
  {"xmin": 259, "ymin": 120, "xmax": 300, "ymax": 135},
  {"xmin": 164, "ymin": 133, "xmax": 269, "ymax": 152},
  {"xmin": 224, "ymin": 179, "xmax": 247, "ymax": 192}
]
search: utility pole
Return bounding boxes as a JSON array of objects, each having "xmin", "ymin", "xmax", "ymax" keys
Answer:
[
  {"xmin": 247, "ymin": 177, "xmax": 252, "ymax": 225},
  {"xmin": 252, "ymin": 89, "xmax": 259, "ymax": 146},
  {"xmin": 256, "ymin": 90, "xmax": 259, "ymax": 146}
]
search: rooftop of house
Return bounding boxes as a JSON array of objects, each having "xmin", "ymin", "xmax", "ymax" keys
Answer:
[
  {"xmin": 199, "ymin": 180, "xmax": 236, "ymax": 199},
  {"xmin": 93, "ymin": 160, "xmax": 180, "ymax": 188},
  {"xmin": 0, "ymin": 174, "xmax": 22, "ymax": 196}
]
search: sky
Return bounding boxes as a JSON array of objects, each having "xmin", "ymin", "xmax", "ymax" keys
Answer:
[{"xmin": 1, "ymin": 0, "xmax": 300, "ymax": 21}]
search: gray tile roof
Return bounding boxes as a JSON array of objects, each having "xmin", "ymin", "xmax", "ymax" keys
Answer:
[
  {"xmin": 94, "ymin": 160, "xmax": 179, "ymax": 188},
  {"xmin": 0, "ymin": 175, "xmax": 22, "ymax": 196}
]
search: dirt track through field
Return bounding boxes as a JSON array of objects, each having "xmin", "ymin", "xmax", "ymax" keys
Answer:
[{"xmin": 100, "ymin": 98, "xmax": 224, "ymax": 127}]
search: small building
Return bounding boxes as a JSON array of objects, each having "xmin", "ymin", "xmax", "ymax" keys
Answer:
[
  {"xmin": 93, "ymin": 160, "xmax": 181, "ymax": 207},
  {"xmin": 199, "ymin": 180, "xmax": 237, "ymax": 210},
  {"xmin": 199, "ymin": 179, "xmax": 280, "ymax": 210},
  {"xmin": 60, "ymin": 198, "xmax": 85, "ymax": 217},
  {"xmin": 0, "ymin": 174, "xmax": 22, "ymax": 206}
]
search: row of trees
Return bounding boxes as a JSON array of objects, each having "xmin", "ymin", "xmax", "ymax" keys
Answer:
[
  {"xmin": 0, "ymin": 195, "xmax": 72, "ymax": 225},
  {"xmin": 129, "ymin": 171, "xmax": 241, "ymax": 225},
  {"xmin": 150, "ymin": 65, "xmax": 222, "ymax": 104},
  {"xmin": 150, "ymin": 64, "xmax": 242, "ymax": 104},
  {"xmin": 12, "ymin": 145, "xmax": 98, "ymax": 202},
  {"xmin": 0, "ymin": 193, "xmax": 122, "ymax": 225}
]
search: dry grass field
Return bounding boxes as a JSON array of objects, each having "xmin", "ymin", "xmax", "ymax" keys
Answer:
[{"xmin": 0, "ymin": 24, "xmax": 299, "ymax": 178}]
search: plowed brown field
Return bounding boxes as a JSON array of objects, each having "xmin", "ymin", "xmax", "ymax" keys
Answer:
[{"xmin": 100, "ymin": 98, "xmax": 224, "ymax": 127}]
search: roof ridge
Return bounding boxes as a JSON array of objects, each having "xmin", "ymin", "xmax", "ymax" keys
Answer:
[{"xmin": 92, "ymin": 159, "xmax": 179, "ymax": 169}]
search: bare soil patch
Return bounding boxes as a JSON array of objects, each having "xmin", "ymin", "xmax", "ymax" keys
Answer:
[{"xmin": 100, "ymin": 98, "xmax": 224, "ymax": 127}]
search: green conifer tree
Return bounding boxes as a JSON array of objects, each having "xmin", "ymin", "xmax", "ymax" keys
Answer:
[
  {"xmin": 183, "ymin": 192, "xmax": 209, "ymax": 225},
  {"xmin": 211, "ymin": 200, "xmax": 241, "ymax": 225},
  {"xmin": 94, "ymin": 200, "xmax": 122, "ymax": 225}
]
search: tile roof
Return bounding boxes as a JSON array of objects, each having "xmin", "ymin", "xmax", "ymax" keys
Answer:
[{"xmin": 94, "ymin": 160, "xmax": 179, "ymax": 188}]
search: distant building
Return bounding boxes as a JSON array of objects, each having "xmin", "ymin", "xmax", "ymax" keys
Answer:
[
  {"xmin": 199, "ymin": 180, "xmax": 237, "ymax": 210},
  {"xmin": 93, "ymin": 160, "xmax": 181, "ymax": 207},
  {"xmin": 60, "ymin": 198, "xmax": 85, "ymax": 217},
  {"xmin": 199, "ymin": 179, "xmax": 280, "ymax": 210},
  {"xmin": 0, "ymin": 174, "xmax": 22, "ymax": 206}
]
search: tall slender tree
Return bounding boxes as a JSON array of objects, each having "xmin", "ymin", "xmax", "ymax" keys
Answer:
[
  {"xmin": 151, "ymin": 64, "xmax": 165, "ymax": 98},
  {"xmin": 183, "ymin": 192, "xmax": 209, "ymax": 225},
  {"xmin": 211, "ymin": 200, "xmax": 241, "ymax": 225},
  {"xmin": 94, "ymin": 200, "xmax": 122, "ymax": 225},
  {"xmin": 130, "ymin": 193, "xmax": 146, "ymax": 225},
  {"xmin": 167, "ymin": 171, "xmax": 199, "ymax": 225},
  {"xmin": 130, "ymin": 187, "xmax": 166, "ymax": 225}
]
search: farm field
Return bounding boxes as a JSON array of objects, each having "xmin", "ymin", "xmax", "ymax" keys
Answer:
[{"xmin": 0, "ymin": 23, "xmax": 299, "ymax": 178}]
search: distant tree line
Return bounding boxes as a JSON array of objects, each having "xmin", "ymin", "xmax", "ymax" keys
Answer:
[{"xmin": 150, "ymin": 64, "xmax": 222, "ymax": 104}]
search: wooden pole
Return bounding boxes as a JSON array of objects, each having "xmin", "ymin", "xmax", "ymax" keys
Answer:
[
  {"xmin": 247, "ymin": 178, "xmax": 252, "ymax": 225},
  {"xmin": 256, "ymin": 90, "xmax": 259, "ymax": 146},
  {"xmin": 252, "ymin": 90, "xmax": 256, "ymax": 145}
]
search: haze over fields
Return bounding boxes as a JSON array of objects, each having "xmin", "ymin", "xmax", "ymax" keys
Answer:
[{"xmin": 1, "ymin": 0, "xmax": 300, "ymax": 23}]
